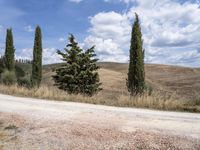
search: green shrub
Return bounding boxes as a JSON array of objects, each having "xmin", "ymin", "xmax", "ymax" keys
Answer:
[
  {"xmin": 190, "ymin": 95, "xmax": 200, "ymax": 106},
  {"xmin": 144, "ymin": 83, "xmax": 153, "ymax": 96},
  {"xmin": 17, "ymin": 76, "xmax": 32, "ymax": 88},
  {"xmin": 1, "ymin": 70, "xmax": 17, "ymax": 85},
  {"xmin": 15, "ymin": 65, "xmax": 25, "ymax": 78}
]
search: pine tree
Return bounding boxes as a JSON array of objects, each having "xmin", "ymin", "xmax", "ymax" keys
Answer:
[
  {"xmin": 79, "ymin": 46, "xmax": 102, "ymax": 96},
  {"xmin": 53, "ymin": 34, "xmax": 101, "ymax": 96},
  {"xmin": 127, "ymin": 13, "xmax": 145, "ymax": 95},
  {"xmin": 31, "ymin": 26, "xmax": 43, "ymax": 87},
  {"xmin": 4, "ymin": 28, "xmax": 15, "ymax": 71}
]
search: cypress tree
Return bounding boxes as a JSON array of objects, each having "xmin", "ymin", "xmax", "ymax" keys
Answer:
[
  {"xmin": 0, "ymin": 56, "xmax": 5, "ymax": 74},
  {"xmin": 31, "ymin": 26, "xmax": 42, "ymax": 87},
  {"xmin": 4, "ymin": 28, "xmax": 15, "ymax": 71},
  {"xmin": 53, "ymin": 34, "xmax": 101, "ymax": 96},
  {"xmin": 127, "ymin": 13, "xmax": 145, "ymax": 95}
]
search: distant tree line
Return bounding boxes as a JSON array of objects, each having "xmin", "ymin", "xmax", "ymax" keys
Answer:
[
  {"xmin": 16, "ymin": 59, "xmax": 32, "ymax": 64},
  {"xmin": 0, "ymin": 13, "xmax": 146, "ymax": 97},
  {"xmin": 0, "ymin": 56, "xmax": 32, "ymax": 64}
]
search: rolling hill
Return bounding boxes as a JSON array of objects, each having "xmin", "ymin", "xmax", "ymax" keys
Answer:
[
  {"xmin": 0, "ymin": 62, "xmax": 199, "ymax": 112},
  {"xmin": 42, "ymin": 62, "xmax": 200, "ymax": 101}
]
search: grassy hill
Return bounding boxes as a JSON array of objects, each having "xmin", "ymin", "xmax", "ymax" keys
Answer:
[
  {"xmin": 0, "ymin": 62, "xmax": 199, "ymax": 112},
  {"xmin": 42, "ymin": 62, "xmax": 200, "ymax": 101}
]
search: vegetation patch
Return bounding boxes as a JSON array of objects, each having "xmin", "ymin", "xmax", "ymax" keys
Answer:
[{"xmin": 4, "ymin": 125, "xmax": 18, "ymax": 130}]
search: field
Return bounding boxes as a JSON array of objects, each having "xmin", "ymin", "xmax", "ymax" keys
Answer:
[
  {"xmin": 0, "ymin": 62, "xmax": 200, "ymax": 112},
  {"xmin": 43, "ymin": 62, "xmax": 200, "ymax": 99}
]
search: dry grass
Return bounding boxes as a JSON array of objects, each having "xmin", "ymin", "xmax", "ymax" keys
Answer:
[
  {"xmin": 0, "ymin": 84, "xmax": 199, "ymax": 112},
  {"xmin": 95, "ymin": 63, "xmax": 200, "ymax": 100},
  {"xmin": 0, "ymin": 63, "xmax": 200, "ymax": 112}
]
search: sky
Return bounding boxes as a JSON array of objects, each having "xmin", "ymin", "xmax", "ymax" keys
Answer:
[{"xmin": 0, "ymin": 0, "xmax": 200, "ymax": 67}]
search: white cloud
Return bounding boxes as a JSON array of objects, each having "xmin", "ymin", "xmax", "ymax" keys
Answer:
[
  {"xmin": 83, "ymin": 0, "xmax": 200, "ymax": 67},
  {"xmin": 58, "ymin": 37, "xmax": 65, "ymax": 42},
  {"xmin": 16, "ymin": 48, "xmax": 32, "ymax": 61},
  {"xmin": 170, "ymin": 49, "xmax": 200, "ymax": 66},
  {"xmin": 16, "ymin": 48, "xmax": 61, "ymax": 65},
  {"xmin": 84, "ymin": 36, "xmax": 128, "ymax": 62},
  {"xmin": 69, "ymin": 0, "xmax": 83, "ymax": 3},
  {"xmin": 128, "ymin": 0, "xmax": 200, "ymax": 66},
  {"xmin": 83, "ymin": 11, "xmax": 131, "ymax": 62},
  {"xmin": 24, "ymin": 25, "xmax": 34, "ymax": 32},
  {"xmin": 43, "ymin": 48, "xmax": 62, "ymax": 64}
]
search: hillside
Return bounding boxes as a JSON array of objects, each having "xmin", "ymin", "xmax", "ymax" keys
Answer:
[
  {"xmin": 0, "ymin": 62, "xmax": 199, "ymax": 111},
  {"xmin": 42, "ymin": 62, "xmax": 200, "ymax": 101}
]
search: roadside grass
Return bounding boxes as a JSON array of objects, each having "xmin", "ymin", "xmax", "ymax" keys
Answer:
[
  {"xmin": 1, "ymin": 63, "xmax": 199, "ymax": 112},
  {"xmin": 0, "ymin": 84, "xmax": 199, "ymax": 112}
]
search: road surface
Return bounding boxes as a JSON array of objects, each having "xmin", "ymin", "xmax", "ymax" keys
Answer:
[{"xmin": 0, "ymin": 94, "xmax": 200, "ymax": 149}]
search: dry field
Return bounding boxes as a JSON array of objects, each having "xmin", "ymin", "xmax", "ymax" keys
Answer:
[
  {"xmin": 98, "ymin": 62, "xmax": 200, "ymax": 99},
  {"xmin": 43, "ymin": 62, "xmax": 200, "ymax": 100},
  {"xmin": 0, "ymin": 62, "xmax": 200, "ymax": 112},
  {"xmin": 42, "ymin": 62, "xmax": 200, "ymax": 112}
]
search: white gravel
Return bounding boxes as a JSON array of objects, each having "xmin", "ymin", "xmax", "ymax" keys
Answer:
[{"xmin": 0, "ymin": 94, "xmax": 200, "ymax": 149}]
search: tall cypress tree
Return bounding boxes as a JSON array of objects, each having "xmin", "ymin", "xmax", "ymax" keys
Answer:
[
  {"xmin": 127, "ymin": 13, "xmax": 145, "ymax": 95},
  {"xmin": 4, "ymin": 28, "xmax": 15, "ymax": 71},
  {"xmin": 31, "ymin": 26, "xmax": 42, "ymax": 87}
]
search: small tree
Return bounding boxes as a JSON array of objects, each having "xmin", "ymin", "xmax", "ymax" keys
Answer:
[
  {"xmin": 127, "ymin": 13, "xmax": 145, "ymax": 95},
  {"xmin": 4, "ymin": 28, "xmax": 15, "ymax": 71},
  {"xmin": 53, "ymin": 34, "xmax": 101, "ymax": 96},
  {"xmin": 31, "ymin": 26, "xmax": 43, "ymax": 87}
]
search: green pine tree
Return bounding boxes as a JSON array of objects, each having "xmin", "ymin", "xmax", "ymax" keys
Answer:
[
  {"xmin": 79, "ymin": 46, "xmax": 102, "ymax": 96},
  {"xmin": 4, "ymin": 28, "xmax": 15, "ymax": 71},
  {"xmin": 53, "ymin": 34, "xmax": 102, "ymax": 96},
  {"xmin": 127, "ymin": 13, "xmax": 145, "ymax": 95},
  {"xmin": 31, "ymin": 26, "xmax": 43, "ymax": 87}
]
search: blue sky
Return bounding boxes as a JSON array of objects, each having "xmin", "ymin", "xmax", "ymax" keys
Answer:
[{"xmin": 0, "ymin": 0, "xmax": 200, "ymax": 67}]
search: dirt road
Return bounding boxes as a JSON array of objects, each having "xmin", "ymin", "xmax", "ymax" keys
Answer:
[{"xmin": 0, "ymin": 94, "xmax": 200, "ymax": 150}]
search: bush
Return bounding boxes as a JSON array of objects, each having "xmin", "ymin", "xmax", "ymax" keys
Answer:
[
  {"xmin": 1, "ymin": 70, "xmax": 17, "ymax": 85},
  {"xmin": 15, "ymin": 65, "xmax": 25, "ymax": 78},
  {"xmin": 0, "ymin": 66, "xmax": 3, "ymax": 75},
  {"xmin": 144, "ymin": 83, "xmax": 153, "ymax": 96},
  {"xmin": 17, "ymin": 76, "xmax": 32, "ymax": 88},
  {"xmin": 190, "ymin": 95, "xmax": 200, "ymax": 106}
]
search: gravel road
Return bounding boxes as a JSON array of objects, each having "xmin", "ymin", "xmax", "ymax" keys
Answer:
[{"xmin": 0, "ymin": 94, "xmax": 200, "ymax": 150}]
